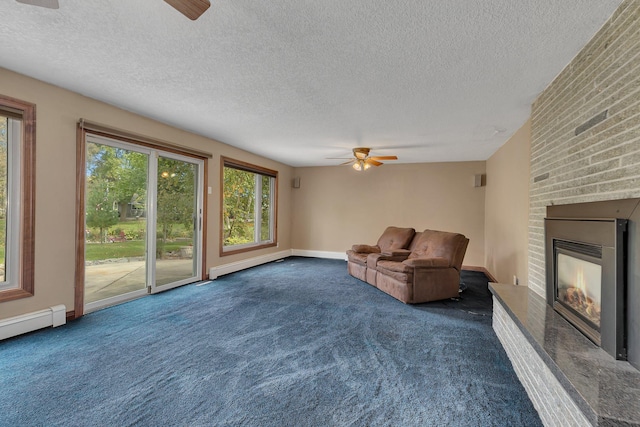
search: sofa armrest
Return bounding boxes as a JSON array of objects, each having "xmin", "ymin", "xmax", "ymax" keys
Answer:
[
  {"xmin": 368, "ymin": 251, "xmax": 410, "ymax": 267},
  {"xmin": 381, "ymin": 249, "xmax": 411, "ymax": 257},
  {"xmin": 351, "ymin": 244, "xmax": 380, "ymax": 254},
  {"xmin": 402, "ymin": 257, "xmax": 450, "ymax": 268}
]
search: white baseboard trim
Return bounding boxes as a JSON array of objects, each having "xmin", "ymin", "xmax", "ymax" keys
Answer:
[
  {"xmin": 0, "ymin": 305, "xmax": 66, "ymax": 341},
  {"xmin": 291, "ymin": 249, "xmax": 347, "ymax": 260},
  {"xmin": 210, "ymin": 250, "xmax": 293, "ymax": 279}
]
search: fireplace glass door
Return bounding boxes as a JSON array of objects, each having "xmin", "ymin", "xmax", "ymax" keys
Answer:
[
  {"xmin": 556, "ymin": 251, "xmax": 602, "ymax": 330},
  {"xmin": 545, "ymin": 217, "xmax": 627, "ymax": 359}
]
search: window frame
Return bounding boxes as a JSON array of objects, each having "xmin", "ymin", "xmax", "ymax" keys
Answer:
[
  {"xmin": 220, "ymin": 157, "xmax": 278, "ymax": 256},
  {"xmin": 0, "ymin": 95, "xmax": 36, "ymax": 303}
]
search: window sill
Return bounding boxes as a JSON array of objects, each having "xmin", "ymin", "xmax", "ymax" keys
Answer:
[{"xmin": 0, "ymin": 288, "xmax": 34, "ymax": 303}]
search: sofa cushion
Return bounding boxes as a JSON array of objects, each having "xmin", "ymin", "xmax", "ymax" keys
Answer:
[
  {"xmin": 376, "ymin": 260, "xmax": 413, "ymax": 283},
  {"xmin": 377, "ymin": 260, "xmax": 412, "ymax": 274},
  {"xmin": 376, "ymin": 226, "xmax": 416, "ymax": 253},
  {"xmin": 346, "ymin": 250, "xmax": 368, "ymax": 266},
  {"xmin": 403, "ymin": 257, "xmax": 450, "ymax": 268},
  {"xmin": 408, "ymin": 230, "xmax": 467, "ymax": 262}
]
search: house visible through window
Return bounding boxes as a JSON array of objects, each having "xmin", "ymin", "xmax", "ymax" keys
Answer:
[
  {"xmin": 221, "ymin": 157, "xmax": 277, "ymax": 255},
  {"xmin": 0, "ymin": 95, "xmax": 35, "ymax": 302}
]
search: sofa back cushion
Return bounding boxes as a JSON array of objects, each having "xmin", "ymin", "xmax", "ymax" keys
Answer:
[
  {"xmin": 408, "ymin": 229, "xmax": 469, "ymax": 269},
  {"xmin": 376, "ymin": 226, "xmax": 415, "ymax": 253}
]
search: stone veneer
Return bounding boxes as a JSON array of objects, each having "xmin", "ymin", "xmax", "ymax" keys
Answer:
[
  {"xmin": 491, "ymin": 283, "xmax": 640, "ymax": 427},
  {"xmin": 529, "ymin": 1, "xmax": 640, "ymax": 297},
  {"xmin": 492, "ymin": 299, "xmax": 591, "ymax": 427}
]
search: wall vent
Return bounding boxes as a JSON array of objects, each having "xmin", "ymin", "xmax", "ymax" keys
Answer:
[{"xmin": 575, "ymin": 110, "xmax": 608, "ymax": 136}]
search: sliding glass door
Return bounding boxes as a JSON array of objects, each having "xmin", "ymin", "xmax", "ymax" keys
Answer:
[
  {"xmin": 153, "ymin": 154, "xmax": 202, "ymax": 292},
  {"xmin": 84, "ymin": 136, "xmax": 203, "ymax": 311}
]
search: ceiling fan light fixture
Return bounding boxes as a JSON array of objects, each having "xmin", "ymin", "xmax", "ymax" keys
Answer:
[{"xmin": 352, "ymin": 159, "xmax": 370, "ymax": 171}]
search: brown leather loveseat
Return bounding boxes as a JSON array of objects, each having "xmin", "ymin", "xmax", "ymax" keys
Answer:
[{"xmin": 346, "ymin": 227, "xmax": 469, "ymax": 304}]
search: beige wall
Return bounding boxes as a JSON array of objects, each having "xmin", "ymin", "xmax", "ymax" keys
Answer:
[
  {"xmin": 484, "ymin": 120, "xmax": 531, "ymax": 285},
  {"xmin": 0, "ymin": 64, "xmax": 530, "ymax": 321},
  {"xmin": 0, "ymin": 68, "xmax": 293, "ymax": 320},
  {"xmin": 291, "ymin": 161, "xmax": 486, "ymax": 266}
]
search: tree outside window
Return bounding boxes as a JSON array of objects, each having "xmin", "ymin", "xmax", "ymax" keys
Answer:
[
  {"xmin": 221, "ymin": 158, "xmax": 276, "ymax": 255},
  {"xmin": 0, "ymin": 95, "xmax": 35, "ymax": 302}
]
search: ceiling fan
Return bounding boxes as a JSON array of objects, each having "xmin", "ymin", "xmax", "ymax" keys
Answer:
[
  {"xmin": 333, "ymin": 148, "xmax": 398, "ymax": 171},
  {"xmin": 15, "ymin": 0, "xmax": 212, "ymax": 21},
  {"xmin": 15, "ymin": 0, "xmax": 58, "ymax": 8},
  {"xmin": 164, "ymin": 0, "xmax": 211, "ymax": 20}
]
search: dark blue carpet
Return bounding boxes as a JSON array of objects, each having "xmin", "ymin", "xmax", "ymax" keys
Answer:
[{"xmin": 0, "ymin": 257, "xmax": 541, "ymax": 426}]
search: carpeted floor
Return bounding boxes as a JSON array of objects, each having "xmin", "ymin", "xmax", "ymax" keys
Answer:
[{"xmin": 0, "ymin": 257, "xmax": 541, "ymax": 426}]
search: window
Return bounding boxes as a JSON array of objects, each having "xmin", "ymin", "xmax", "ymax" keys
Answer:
[
  {"xmin": 221, "ymin": 157, "xmax": 277, "ymax": 255},
  {"xmin": 0, "ymin": 95, "xmax": 35, "ymax": 302}
]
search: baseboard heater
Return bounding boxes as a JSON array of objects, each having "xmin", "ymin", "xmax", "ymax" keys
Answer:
[
  {"xmin": 0, "ymin": 305, "xmax": 66, "ymax": 341},
  {"xmin": 209, "ymin": 250, "xmax": 348, "ymax": 280},
  {"xmin": 210, "ymin": 250, "xmax": 293, "ymax": 279}
]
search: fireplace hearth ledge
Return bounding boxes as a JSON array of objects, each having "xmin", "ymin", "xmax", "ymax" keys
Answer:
[{"xmin": 490, "ymin": 283, "xmax": 640, "ymax": 427}]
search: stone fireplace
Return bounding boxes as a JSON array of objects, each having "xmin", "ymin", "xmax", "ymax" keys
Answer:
[
  {"xmin": 527, "ymin": 0, "xmax": 640, "ymax": 374},
  {"xmin": 504, "ymin": 1, "xmax": 640, "ymax": 424},
  {"xmin": 491, "ymin": 198, "xmax": 640, "ymax": 426},
  {"xmin": 544, "ymin": 216, "xmax": 626, "ymax": 360}
]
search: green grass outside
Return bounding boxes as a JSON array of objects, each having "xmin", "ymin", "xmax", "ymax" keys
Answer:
[
  {"xmin": 85, "ymin": 219, "xmax": 193, "ymax": 261},
  {"xmin": 85, "ymin": 240, "xmax": 189, "ymax": 261},
  {"xmin": 0, "ymin": 219, "xmax": 192, "ymax": 263},
  {"xmin": 107, "ymin": 220, "xmax": 191, "ymax": 238}
]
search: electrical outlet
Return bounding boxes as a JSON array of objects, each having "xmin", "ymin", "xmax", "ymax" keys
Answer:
[{"xmin": 513, "ymin": 275, "xmax": 519, "ymax": 285}]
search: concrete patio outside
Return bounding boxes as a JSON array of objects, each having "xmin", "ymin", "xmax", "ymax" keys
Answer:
[{"xmin": 85, "ymin": 258, "xmax": 195, "ymax": 304}]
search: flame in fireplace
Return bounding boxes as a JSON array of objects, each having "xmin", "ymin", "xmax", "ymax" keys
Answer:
[
  {"xmin": 575, "ymin": 267, "xmax": 586, "ymax": 296},
  {"xmin": 562, "ymin": 264, "xmax": 600, "ymax": 326}
]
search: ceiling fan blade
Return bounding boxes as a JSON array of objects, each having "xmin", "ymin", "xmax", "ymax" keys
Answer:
[
  {"xmin": 369, "ymin": 156, "xmax": 398, "ymax": 161},
  {"xmin": 16, "ymin": 0, "xmax": 59, "ymax": 9},
  {"xmin": 340, "ymin": 160, "xmax": 355, "ymax": 166},
  {"xmin": 326, "ymin": 157, "xmax": 353, "ymax": 160},
  {"xmin": 366, "ymin": 159, "xmax": 383, "ymax": 167},
  {"xmin": 164, "ymin": 0, "xmax": 211, "ymax": 20}
]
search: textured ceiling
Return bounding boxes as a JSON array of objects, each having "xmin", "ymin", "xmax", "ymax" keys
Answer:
[{"xmin": 0, "ymin": 0, "xmax": 623, "ymax": 166}]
